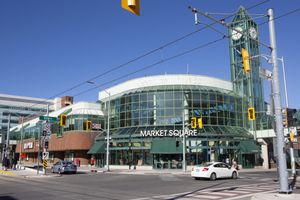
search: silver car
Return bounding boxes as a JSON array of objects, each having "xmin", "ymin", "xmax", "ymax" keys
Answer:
[{"xmin": 51, "ymin": 161, "xmax": 77, "ymax": 174}]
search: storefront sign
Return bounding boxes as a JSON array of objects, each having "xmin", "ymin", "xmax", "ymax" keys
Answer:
[
  {"xmin": 92, "ymin": 123, "xmax": 102, "ymax": 130},
  {"xmin": 24, "ymin": 142, "xmax": 33, "ymax": 149},
  {"xmin": 140, "ymin": 129, "xmax": 197, "ymax": 137}
]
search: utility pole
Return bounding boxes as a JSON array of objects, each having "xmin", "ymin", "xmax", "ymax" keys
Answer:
[
  {"xmin": 268, "ymin": 8, "xmax": 290, "ymax": 193},
  {"xmin": 37, "ymin": 123, "xmax": 41, "ymax": 175},
  {"xmin": 5, "ymin": 113, "xmax": 11, "ymax": 159}
]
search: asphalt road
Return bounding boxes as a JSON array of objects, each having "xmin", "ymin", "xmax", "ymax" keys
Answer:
[{"xmin": 0, "ymin": 171, "xmax": 297, "ymax": 200}]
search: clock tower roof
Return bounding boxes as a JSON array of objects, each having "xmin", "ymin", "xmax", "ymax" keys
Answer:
[{"xmin": 232, "ymin": 6, "xmax": 252, "ymax": 24}]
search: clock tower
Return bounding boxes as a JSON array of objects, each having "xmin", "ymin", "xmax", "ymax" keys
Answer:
[{"xmin": 229, "ymin": 6, "xmax": 264, "ymax": 130}]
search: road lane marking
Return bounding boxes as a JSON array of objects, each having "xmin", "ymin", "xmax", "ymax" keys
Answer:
[{"xmin": 0, "ymin": 170, "xmax": 16, "ymax": 176}]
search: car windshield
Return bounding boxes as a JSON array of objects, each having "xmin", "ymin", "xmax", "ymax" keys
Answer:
[
  {"xmin": 199, "ymin": 163, "xmax": 213, "ymax": 167},
  {"xmin": 62, "ymin": 161, "xmax": 73, "ymax": 165}
]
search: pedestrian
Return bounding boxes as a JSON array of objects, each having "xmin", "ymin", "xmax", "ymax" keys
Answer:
[
  {"xmin": 232, "ymin": 158, "xmax": 238, "ymax": 169},
  {"xmin": 12, "ymin": 157, "xmax": 17, "ymax": 170},
  {"xmin": 226, "ymin": 157, "xmax": 229, "ymax": 165},
  {"xmin": 90, "ymin": 156, "xmax": 95, "ymax": 168},
  {"xmin": 76, "ymin": 158, "xmax": 80, "ymax": 167},
  {"xmin": 3, "ymin": 156, "xmax": 9, "ymax": 171}
]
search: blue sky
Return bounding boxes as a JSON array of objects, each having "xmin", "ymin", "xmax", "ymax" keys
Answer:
[{"xmin": 0, "ymin": 0, "xmax": 300, "ymax": 108}]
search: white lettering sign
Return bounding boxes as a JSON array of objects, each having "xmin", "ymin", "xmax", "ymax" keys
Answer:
[{"xmin": 140, "ymin": 129, "xmax": 197, "ymax": 137}]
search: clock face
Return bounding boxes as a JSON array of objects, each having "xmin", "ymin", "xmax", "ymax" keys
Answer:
[
  {"xmin": 231, "ymin": 26, "xmax": 243, "ymax": 41},
  {"xmin": 249, "ymin": 27, "xmax": 257, "ymax": 39}
]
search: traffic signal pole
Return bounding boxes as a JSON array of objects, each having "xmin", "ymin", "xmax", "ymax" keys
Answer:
[
  {"xmin": 281, "ymin": 56, "xmax": 296, "ymax": 176},
  {"xmin": 182, "ymin": 111, "xmax": 186, "ymax": 172},
  {"xmin": 268, "ymin": 8, "xmax": 290, "ymax": 193}
]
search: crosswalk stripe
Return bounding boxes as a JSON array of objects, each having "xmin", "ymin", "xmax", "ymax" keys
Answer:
[
  {"xmin": 201, "ymin": 192, "xmax": 236, "ymax": 196},
  {"xmin": 229, "ymin": 190, "xmax": 251, "ymax": 194},
  {"xmin": 187, "ymin": 194, "xmax": 221, "ymax": 199}
]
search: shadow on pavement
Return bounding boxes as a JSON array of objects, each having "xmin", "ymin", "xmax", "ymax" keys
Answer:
[
  {"xmin": 0, "ymin": 196, "xmax": 17, "ymax": 200},
  {"xmin": 289, "ymin": 174, "xmax": 297, "ymax": 190},
  {"xmin": 171, "ymin": 181, "xmax": 227, "ymax": 199}
]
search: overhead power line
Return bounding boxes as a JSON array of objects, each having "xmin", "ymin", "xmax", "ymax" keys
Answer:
[
  {"xmin": 15, "ymin": 0, "xmax": 273, "ymax": 120},
  {"xmin": 73, "ymin": 37, "xmax": 226, "ymax": 97}
]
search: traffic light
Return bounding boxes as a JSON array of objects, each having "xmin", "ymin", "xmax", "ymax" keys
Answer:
[
  {"xmin": 241, "ymin": 48, "xmax": 250, "ymax": 73},
  {"xmin": 121, "ymin": 0, "xmax": 140, "ymax": 16},
  {"xmin": 248, "ymin": 107, "xmax": 256, "ymax": 120},
  {"xmin": 60, "ymin": 114, "xmax": 67, "ymax": 127},
  {"xmin": 197, "ymin": 117, "xmax": 203, "ymax": 129},
  {"xmin": 45, "ymin": 141, "xmax": 49, "ymax": 149},
  {"xmin": 289, "ymin": 132, "xmax": 295, "ymax": 142},
  {"xmin": 42, "ymin": 130, "xmax": 47, "ymax": 136},
  {"xmin": 176, "ymin": 141, "xmax": 180, "ymax": 147},
  {"xmin": 190, "ymin": 117, "xmax": 203, "ymax": 129},
  {"xmin": 191, "ymin": 117, "xmax": 197, "ymax": 129},
  {"xmin": 86, "ymin": 120, "xmax": 92, "ymax": 131}
]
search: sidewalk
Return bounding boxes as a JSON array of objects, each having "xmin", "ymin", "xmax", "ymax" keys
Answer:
[
  {"xmin": 0, "ymin": 164, "xmax": 59, "ymax": 178},
  {"xmin": 76, "ymin": 165, "xmax": 280, "ymax": 175},
  {"xmin": 252, "ymin": 192, "xmax": 300, "ymax": 200}
]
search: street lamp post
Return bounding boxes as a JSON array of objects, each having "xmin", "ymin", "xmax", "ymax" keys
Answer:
[
  {"xmin": 105, "ymin": 91, "xmax": 111, "ymax": 171},
  {"xmin": 182, "ymin": 111, "xmax": 187, "ymax": 172},
  {"xmin": 252, "ymin": 54, "xmax": 295, "ymax": 176},
  {"xmin": 86, "ymin": 81, "xmax": 111, "ymax": 171},
  {"xmin": 19, "ymin": 116, "xmax": 24, "ymax": 169}
]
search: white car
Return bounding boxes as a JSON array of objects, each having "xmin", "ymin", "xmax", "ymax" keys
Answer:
[{"xmin": 191, "ymin": 162, "xmax": 238, "ymax": 181}]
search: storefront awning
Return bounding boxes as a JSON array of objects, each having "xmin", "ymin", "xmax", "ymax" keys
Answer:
[
  {"xmin": 150, "ymin": 139, "xmax": 183, "ymax": 154},
  {"xmin": 238, "ymin": 140, "xmax": 260, "ymax": 154},
  {"xmin": 87, "ymin": 141, "xmax": 106, "ymax": 154}
]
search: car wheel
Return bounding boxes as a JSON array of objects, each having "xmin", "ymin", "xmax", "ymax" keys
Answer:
[
  {"xmin": 58, "ymin": 169, "xmax": 61, "ymax": 174},
  {"xmin": 232, "ymin": 171, "xmax": 237, "ymax": 179},
  {"xmin": 194, "ymin": 177, "xmax": 200, "ymax": 180},
  {"xmin": 210, "ymin": 173, "xmax": 217, "ymax": 181}
]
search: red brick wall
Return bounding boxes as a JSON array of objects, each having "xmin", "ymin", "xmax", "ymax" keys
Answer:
[{"xmin": 16, "ymin": 131, "xmax": 98, "ymax": 153}]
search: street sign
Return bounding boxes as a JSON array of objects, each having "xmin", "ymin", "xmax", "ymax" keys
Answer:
[
  {"xmin": 43, "ymin": 159, "xmax": 48, "ymax": 169},
  {"xmin": 42, "ymin": 151, "xmax": 49, "ymax": 160},
  {"xmin": 43, "ymin": 122, "xmax": 51, "ymax": 140},
  {"xmin": 39, "ymin": 116, "xmax": 58, "ymax": 122}
]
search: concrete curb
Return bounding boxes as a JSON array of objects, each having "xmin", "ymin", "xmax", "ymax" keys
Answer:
[{"xmin": 251, "ymin": 193, "xmax": 300, "ymax": 200}]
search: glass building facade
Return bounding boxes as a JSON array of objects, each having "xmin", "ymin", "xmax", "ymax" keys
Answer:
[{"xmin": 91, "ymin": 75, "xmax": 259, "ymax": 169}]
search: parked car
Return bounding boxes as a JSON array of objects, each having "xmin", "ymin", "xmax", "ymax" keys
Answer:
[
  {"xmin": 51, "ymin": 161, "xmax": 77, "ymax": 174},
  {"xmin": 191, "ymin": 162, "xmax": 238, "ymax": 181}
]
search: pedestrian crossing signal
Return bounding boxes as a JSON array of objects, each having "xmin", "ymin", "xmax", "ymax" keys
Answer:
[{"xmin": 248, "ymin": 107, "xmax": 256, "ymax": 120}]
